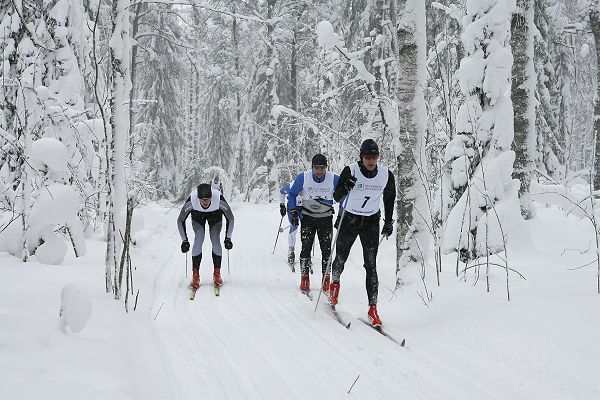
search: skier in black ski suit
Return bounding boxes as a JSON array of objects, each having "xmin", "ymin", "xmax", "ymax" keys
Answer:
[
  {"xmin": 287, "ymin": 154, "xmax": 340, "ymax": 293},
  {"xmin": 177, "ymin": 183, "xmax": 235, "ymax": 289},
  {"xmin": 328, "ymin": 139, "xmax": 396, "ymax": 327}
]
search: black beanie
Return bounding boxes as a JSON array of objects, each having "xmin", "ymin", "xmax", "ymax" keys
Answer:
[
  {"xmin": 311, "ymin": 153, "xmax": 327, "ymax": 167},
  {"xmin": 197, "ymin": 183, "xmax": 212, "ymax": 199},
  {"xmin": 359, "ymin": 139, "xmax": 379, "ymax": 157}
]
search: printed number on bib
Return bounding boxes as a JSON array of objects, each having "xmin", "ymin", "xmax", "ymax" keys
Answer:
[{"xmin": 361, "ymin": 197, "xmax": 370, "ymax": 208}]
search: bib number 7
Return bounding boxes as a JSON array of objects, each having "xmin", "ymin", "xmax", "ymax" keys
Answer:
[{"xmin": 361, "ymin": 196, "xmax": 371, "ymax": 208}]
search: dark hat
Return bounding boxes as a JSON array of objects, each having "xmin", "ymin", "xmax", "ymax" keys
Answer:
[
  {"xmin": 311, "ymin": 153, "xmax": 328, "ymax": 167},
  {"xmin": 359, "ymin": 139, "xmax": 379, "ymax": 157},
  {"xmin": 197, "ymin": 183, "xmax": 212, "ymax": 199}
]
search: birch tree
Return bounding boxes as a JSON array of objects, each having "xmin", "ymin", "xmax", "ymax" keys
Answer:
[
  {"xmin": 511, "ymin": 0, "xmax": 535, "ymax": 218},
  {"xmin": 395, "ymin": 0, "xmax": 428, "ymax": 279},
  {"xmin": 105, "ymin": 0, "xmax": 130, "ymax": 297}
]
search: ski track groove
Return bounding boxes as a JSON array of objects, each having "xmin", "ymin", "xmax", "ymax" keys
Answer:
[{"xmin": 148, "ymin": 207, "xmax": 508, "ymax": 400}]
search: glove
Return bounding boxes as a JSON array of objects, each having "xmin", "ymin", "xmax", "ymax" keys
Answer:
[
  {"xmin": 279, "ymin": 203, "xmax": 287, "ymax": 217},
  {"xmin": 181, "ymin": 240, "xmax": 190, "ymax": 253},
  {"xmin": 381, "ymin": 220, "xmax": 394, "ymax": 237},
  {"xmin": 290, "ymin": 208, "xmax": 300, "ymax": 226},
  {"xmin": 342, "ymin": 175, "xmax": 357, "ymax": 192},
  {"xmin": 334, "ymin": 213, "xmax": 342, "ymax": 229},
  {"xmin": 224, "ymin": 238, "xmax": 233, "ymax": 250}
]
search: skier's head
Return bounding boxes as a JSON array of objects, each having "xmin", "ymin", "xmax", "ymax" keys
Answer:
[
  {"xmin": 197, "ymin": 183, "xmax": 212, "ymax": 208},
  {"xmin": 311, "ymin": 153, "xmax": 328, "ymax": 178},
  {"xmin": 359, "ymin": 139, "xmax": 379, "ymax": 171}
]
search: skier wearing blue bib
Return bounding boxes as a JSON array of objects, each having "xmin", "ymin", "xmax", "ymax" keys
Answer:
[
  {"xmin": 328, "ymin": 139, "xmax": 396, "ymax": 327},
  {"xmin": 287, "ymin": 154, "xmax": 340, "ymax": 293}
]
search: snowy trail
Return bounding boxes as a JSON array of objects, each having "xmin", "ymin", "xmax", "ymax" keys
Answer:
[{"xmin": 148, "ymin": 204, "xmax": 511, "ymax": 400}]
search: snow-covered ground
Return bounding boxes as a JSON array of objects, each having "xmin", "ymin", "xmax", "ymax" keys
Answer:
[{"xmin": 1, "ymin": 202, "xmax": 599, "ymax": 399}]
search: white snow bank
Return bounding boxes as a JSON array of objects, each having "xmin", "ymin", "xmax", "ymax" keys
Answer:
[{"xmin": 59, "ymin": 282, "xmax": 92, "ymax": 334}]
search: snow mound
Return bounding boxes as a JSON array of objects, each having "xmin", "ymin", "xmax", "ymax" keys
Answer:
[
  {"xmin": 59, "ymin": 282, "xmax": 92, "ymax": 334},
  {"xmin": 30, "ymin": 137, "xmax": 68, "ymax": 176}
]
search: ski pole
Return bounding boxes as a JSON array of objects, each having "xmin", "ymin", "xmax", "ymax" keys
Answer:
[
  {"xmin": 272, "ymin": 214, "xmax": 285, "ymax": 254},
  {"xmin": 314, "ymin": 205, "xmax": 348, "ymax": 313},
  {"xmin": 185, "ymin": 253, "xmax": 188, "ymax": 278},
  {"xmin": 279, "ymin": 224, "xmax": 290, "ymax": 233},
  {"xmin": 227, "ymin": 249, "xmax": 230, "ymax": 275}
]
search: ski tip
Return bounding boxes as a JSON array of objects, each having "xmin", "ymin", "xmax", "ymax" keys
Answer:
[
  {"xmin": 345, "ymin": 322, "xmax": 351, "ymax": 329},
  {"xmin": 400, "ymin": 338, "xmax": 406, "ymax": 347}
]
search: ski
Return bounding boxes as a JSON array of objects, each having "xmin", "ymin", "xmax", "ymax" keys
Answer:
[
  {"xmin": 357, "ymin": 318, "xmax": 405, "ymax": 347},
  {"xmin": 328, "ymin": 305, "xmax": 351, "ymax": 329},
  {"xmin": 189, "ymin": 287, "xmax": 198, "ymax": 300},
  {"xmin": 301, "ymin": 289, "xmax": 313, "ymax": 301}
]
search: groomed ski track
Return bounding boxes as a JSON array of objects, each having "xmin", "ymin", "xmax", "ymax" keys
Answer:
[{"xmin": 148, "ymin": 203, "xmax": 529, "ymax": 400}]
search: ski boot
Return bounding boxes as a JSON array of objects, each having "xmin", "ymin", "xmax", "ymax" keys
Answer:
[
  {"xmin": 368, "ymin": 304, "xmax": 382, "ymax": 327},
  {"xmin": 287, "ymin": 248, "xmax": 295, "ymax": 267},
  {"xmin": 213, "ymin": 267, "xmax": 223, "ymax": 287},
  {"xmin": 190, "ymin": 269, "xmax": 200, "ymax": 290},
  {"xmin": 300, "ymin": 273, "xmax": 310, "ymax": 292},
  {"xmin": 328, "ymin": 282, "xmax": 340, "ymax": 306}
]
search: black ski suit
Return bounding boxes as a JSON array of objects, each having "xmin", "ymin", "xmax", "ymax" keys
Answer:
[{"xmin": 331, "ymin": 161, "xmax": 396, "ymax": 305}]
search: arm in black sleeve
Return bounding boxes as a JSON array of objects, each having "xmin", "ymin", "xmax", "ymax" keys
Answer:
[
  {"xmin": 177, "ymin": 197, "xmax": 193, "ymax": 241},
  {"xmin": 382, "ymin": 170, "xmax": 396, "ymax": 222},
  {"xmin": 219, "ymin": 195, "xmax": 235, "ymax": 239},
  {"xmin": 333, "ymin": 166, "xmax": 352, "ymax": 202}
]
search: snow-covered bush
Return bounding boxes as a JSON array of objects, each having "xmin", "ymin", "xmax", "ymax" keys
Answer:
[{"xmin": 59, "ymin": 282, "xmax": 92, "ymax": 334}]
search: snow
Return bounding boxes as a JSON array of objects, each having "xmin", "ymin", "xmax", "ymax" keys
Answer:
[
  {"xmin": 316, "ymin": 21, "xmax": 341, "ymax": 51},
  {"xmin": 59, "ymin": 282, "xmax": 92, "ymax": 333},
  {"xmin": 1, "ymin": 202, "xmax": 600, "ymax": 399},
  {"xmin": 30, "ymin": 137, "xmax": 68, "ymax": 175}
]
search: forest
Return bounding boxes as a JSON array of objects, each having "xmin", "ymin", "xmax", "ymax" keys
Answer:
[{"xmin": 1, "ymin": 0, "xmax": 599, "ymax": 296}]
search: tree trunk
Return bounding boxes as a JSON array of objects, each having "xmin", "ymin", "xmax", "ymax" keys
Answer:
[
  {"xmin": 107, "ymin": 0, "xmax": 130, "ymax": 299},
  {"xmin": 590, "ymin": 8, "xmax": 600, "ymax": 190},
  {"xmin": 395, "ymin": 0, "xmax": 426, "ymax": 281},
  {"xmin": 511, "ymin": 0, "xmax": 535, "ymax": 218}
]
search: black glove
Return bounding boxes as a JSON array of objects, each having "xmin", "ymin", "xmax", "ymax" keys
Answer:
[
  {"xmin": 279, "ymin": 203, "xmax": 287, "ymax": 217},
  {"xmin": 381, "ymin": 220, "xmax": 393, "ymax": 237},
  {"xmin": 342, "ymin": 175, "xmax": 357, "ymax": 192},
  {"xmin": 224, "ymin": 238, "xmax": 233, "ymax": 250},
  {"xmin": 181, "ymin": 240, "xmax": 190, "ymax": 253},
  {"xmin": 334, "ymin": 212, "xmax": 341, "ymax": 229},
  {"xmin": 290, "ymin": 208, "xmax": 300, "ymax": 226}
]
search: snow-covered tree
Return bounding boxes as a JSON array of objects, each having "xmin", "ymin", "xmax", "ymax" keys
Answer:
[{"xmin": 442, "ymin": 0, "xmax": 524, "ymax": 262}]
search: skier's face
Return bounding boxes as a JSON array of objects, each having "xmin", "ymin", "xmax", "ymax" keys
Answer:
[
  {"xmin": 199, "ymin": 198, "xmax": 211, "ymax": 209},
  {"xmin": 362, "ymin": 154, "xmax": 379, "ymax": 171},
  {"xmin": 313, "ymin": 165, "xmax": 326, "ymax": 178}
]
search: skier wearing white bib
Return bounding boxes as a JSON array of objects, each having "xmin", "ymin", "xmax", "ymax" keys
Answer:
[
  {"xmin": 328, "ymin": 139, "xmax": 396, "ymax": 327},
  {"xmin": 177, "ymin": 183, "xmax": 235, "ymax": 290},
  {"xmin": 287, "ymin": 154, "xmax": 340, "ymax": 293}
]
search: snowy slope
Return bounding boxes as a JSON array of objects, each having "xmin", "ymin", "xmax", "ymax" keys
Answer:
[{"xmin": 1, "ymin": 202, "xmax": 599, "ymax": 399}]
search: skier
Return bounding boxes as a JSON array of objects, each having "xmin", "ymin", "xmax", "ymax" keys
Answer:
[
  {"xmin": 328, "ymin": 139, "xmax": 396, "ymax": 327},
  {"xmin": 279, "ymin": 182, "xmax": 302, "ymax": 267},
  {"xmin": 177, "ymin": 183, "xmax": 235, "ymax": 290},
  {"xmin": 211, "ymin": 175, "xmax": 223, "ymax": 193},
  {"xmin": 287, "ymin": 154, "xmax": 340, "ymax": 293}
]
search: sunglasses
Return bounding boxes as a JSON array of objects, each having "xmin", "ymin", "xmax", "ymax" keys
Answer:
[
  {"xmin": 363, "ymin": 154, "xmax": 379, "ymax": 161},
  {"xmin": 313, "ymin": 165, "xmax": 327, "ymax": 170}
]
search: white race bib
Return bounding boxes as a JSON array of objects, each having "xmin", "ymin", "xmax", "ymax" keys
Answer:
[
  {"xmin": 190, "ymin": 188, "xmax": 221, "ymax": 212},
  {"xmin": 344, "ymin": 162, "xmax": 388, "ymax": 216},
  {"xmin": 301, "ymin": 170, "xmax": 335, "ymax": 201}
]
